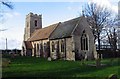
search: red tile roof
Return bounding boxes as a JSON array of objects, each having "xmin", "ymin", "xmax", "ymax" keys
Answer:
[{"xmin": 28, "ymin": 23, "xmax": 59, "ymax": 41}]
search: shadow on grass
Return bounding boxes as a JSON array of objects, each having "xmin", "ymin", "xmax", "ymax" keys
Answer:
[
  {"xmin": 2, "ymin": 64, "xmax": 108, "ymax": 78},
  {"xmin": 2, "ymin": 57, "xmax": 120, "ymax": 79}
]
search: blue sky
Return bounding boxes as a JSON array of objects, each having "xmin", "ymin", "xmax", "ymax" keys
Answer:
[{"xmin": 0, "ymin": 0, "xmax": 119, "ymax": 49}]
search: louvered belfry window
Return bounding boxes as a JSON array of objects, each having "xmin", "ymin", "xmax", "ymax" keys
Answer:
[{"xmin": 35, "ymin": 20, "xmax": 37, "ymax": 27}]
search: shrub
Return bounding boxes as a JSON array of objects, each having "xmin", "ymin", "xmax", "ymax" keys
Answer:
[{"xmin": 2, "ymin": 58, "xmax": 11, "ymax": 68}]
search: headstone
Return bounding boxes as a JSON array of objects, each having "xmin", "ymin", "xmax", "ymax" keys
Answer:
[
  {"xmin": 96, "ymin": 58, "xmax": 101, "ymax": 68},
  {"xmin": 94, "ymin": 44, "xmax": 98, "ymax": 59},
  {"xmin": 108, "ymin": 74, "xmax": 118, "ymax": 79},
  {"xmin": 48, "ymin": 57, "xmax": 51, "ymax": 61},
  {"xmin": 2, "ymin": 58, "xmax": 11, "ymax": 67},
  {"xmin": 101, "ymin": 54, "xmax": 103, "ymax": 59}
]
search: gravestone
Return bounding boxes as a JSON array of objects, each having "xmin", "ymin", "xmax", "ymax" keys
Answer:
[
  {"xmin": 96, "ymin": 58, "xmax": 101, "ymax": 68},
  {"xmin": 108, "ymin": 74, "xmax": 118, "ymax": 79},
  {"xmin": 48, "ymin": 57, "xmax": 51, "ymax": 61}
]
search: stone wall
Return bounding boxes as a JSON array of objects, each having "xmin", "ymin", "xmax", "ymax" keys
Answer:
[
  {"xmin": 31, "ymin": 39, "xmax": 49, "ymax": 57},
  {"xmin": 50, "ymin": 39, "xmax": 66, "ymax": 60},
  {"xmin": 66, "ymin": 37, "xmax": 75, "ymax": 61},
  {"xmin": 21, "ymin": 42, "xmax": 26, "ymax": 56}
]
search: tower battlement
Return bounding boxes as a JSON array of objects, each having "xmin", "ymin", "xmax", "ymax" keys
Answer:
[{"xmin": 26, "ymin": 12, "xmax": 42, "ymax": 19}]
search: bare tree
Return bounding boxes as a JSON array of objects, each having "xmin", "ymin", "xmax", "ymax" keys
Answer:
[
  {"xmin": 106, "ymin": 28, "xmax": 117, "ymax": 51},
  {"xmin": 84, "ymin": 3, "xmax": 111, "ymax": 50},
  {"xmin": 102, "ymin": 14, "xmax": 118, "ymax": 51},
  {"xmin": 0, "ymin": 1, "xmax": 13, "ymax": 9},
  {"xmin": 0, "ymin": 0, "xmax": 13, "ymax": 32}
]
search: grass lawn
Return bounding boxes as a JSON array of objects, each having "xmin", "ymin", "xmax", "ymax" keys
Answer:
[{"xmin": 2, "ymin": 56, "xmax": 120, "ymax": 78}]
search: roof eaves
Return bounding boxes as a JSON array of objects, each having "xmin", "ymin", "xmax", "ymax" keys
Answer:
[{"xmin": 31, "ymin": 38, "xmax": 48, "ymax": 41}]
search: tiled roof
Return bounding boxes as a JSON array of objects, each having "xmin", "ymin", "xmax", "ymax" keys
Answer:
[
  {"xmin": 27, "ymin": 17, "xmax": 84, "ymax": 41},
  {"xmin": 28, "ymin": 23, "xmax": 59, "ymax": 41},
  {"xmin": 24, "ymin": 41, "xmax": 33, "ymax": 49},
  {"xmin": 50, "ymin": 17, "xmax": 80, "ymax": 39}
]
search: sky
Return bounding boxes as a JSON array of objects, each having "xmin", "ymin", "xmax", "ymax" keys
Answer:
[{"xmin": 0, "ymin": 0, "xmax": 119, "ymax": 50}]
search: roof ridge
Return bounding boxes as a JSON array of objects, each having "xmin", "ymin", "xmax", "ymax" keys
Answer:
[
  {"xmin": 42, "ymin": 23, "xmax": 59, "ymax": 29},
  {"xmin": 49, "ymin": 22, "xmax": 61, "ymax": 39},
  {"xmin": 71, "ymin": 17, "xmax": 83, "ymax": 35},
  {"xmin": 61, "ymin": 17, "xmax": 80, "ymax": 24}
]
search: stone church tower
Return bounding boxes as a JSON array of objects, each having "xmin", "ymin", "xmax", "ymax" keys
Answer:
[{"xmin": 24, "ymin": 12, "xmax": 42, "ymax": 41}]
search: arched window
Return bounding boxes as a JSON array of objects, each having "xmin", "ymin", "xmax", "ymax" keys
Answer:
[
  {"xmin": 43, "ymin": 43, "xmax": 47, "ymax": 53},
  {"xmin": 34, "ymin": 43, "xmax": 36, "ymax": 56},
  {"xmin": 37, "ymin": 44, "xmax": 39, "ymax": 51},
  {"xmin": 37, "ymin": 43, "xmax": 39, "ymax": 53},
  {"xmin": 51, "ymin": 42, "xmax": 55, "ymax": 52},
  {"xmin": 39, "ymin": 43, "xmax": 43, "ymax": 56},
  {"xmin": 44, "ymin": 43, "xmax": 46, "ymax": 48},
  {"xmin": 61, "ymin": 40, "xmax": 64, "ymax": 52},
  {"xmin": 81, "ymin": 30, "xmax": 88, "ymax": 50}
]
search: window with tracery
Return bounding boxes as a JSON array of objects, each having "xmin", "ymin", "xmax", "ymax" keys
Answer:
[{"xmin": 81, "ymin": 30, "xmax": 88, "ymax": 50}]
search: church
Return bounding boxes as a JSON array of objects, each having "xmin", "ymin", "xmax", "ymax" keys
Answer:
[{"xmin": 21, "ymin": 12, "xmax": 97, "ymax": 61}]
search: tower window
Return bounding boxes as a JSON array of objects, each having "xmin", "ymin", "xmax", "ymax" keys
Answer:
[{"xmin": 35, "ymin": 20, "xmax": 37, "ymax": 27}]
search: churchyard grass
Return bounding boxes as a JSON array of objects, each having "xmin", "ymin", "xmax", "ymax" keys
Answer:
[{"xmin": 2, "ymin": 56, "xmax": 120, "ymax": 78}]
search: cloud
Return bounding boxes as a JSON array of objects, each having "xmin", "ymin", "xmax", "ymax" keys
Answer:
[
  {"xmin": 0, "ymin": 11, "xmax": 21, "ymax": 23},
  {"xmin": 11, "ymin": 0, "xmax": 87, "ymax": 2},
  {"xmin": 88, "ymin": 0, "xmax": 118, "ymax": 14},
  {"xmin": 0, "ymin": 25, "xmax": 24, "ymax": 49},
  {"xmin": 13, "ymin": 11, "xmax": 21, "ymax": 16},
  {"xmin": 67, "ymin": 6, "xmax": 72, "ymax": 10},
  {"xmin": 112, "ymin": 5, "xmax": 118, "ymax": 13},
  {"xmin": 4, "ymin": 11, "xmax": 21, "ymax": 18},
  {"xmin": 0, "ymin": 38, "xmax": 22, "ymax": 49},
  {"xmin": 5, "ymin": 13, "xmax": 13, "ymax": 18}
]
